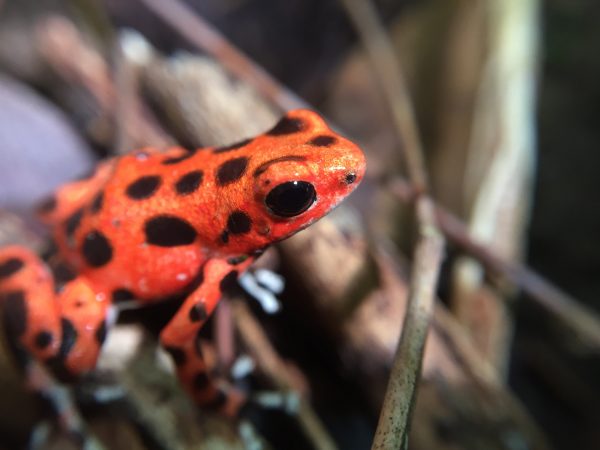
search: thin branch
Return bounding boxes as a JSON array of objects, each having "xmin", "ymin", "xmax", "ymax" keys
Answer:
[
  {"xmin": 339, "ymin": 0, "xmax": 428, "ymax": 193},
  {"xmin": 338, "ymin": 0, "xmax": 445, "ymax": 448},
  {"xmin": 371, "ymin": 202, "xmax": 444, "ymax": 450},
  {"xmin": 389, "ymin": 177, "xmax": 600, "ymax": 349}
]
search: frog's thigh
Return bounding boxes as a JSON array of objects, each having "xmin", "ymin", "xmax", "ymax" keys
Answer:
[{"xmin": 0, "ymin": 247, "xmax": 111, "ymax": 380}]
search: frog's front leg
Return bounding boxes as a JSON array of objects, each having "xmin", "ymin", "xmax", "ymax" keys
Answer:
[{"xmin": 160, "ymin": 256, "xmax": 253, "ymax": 417}]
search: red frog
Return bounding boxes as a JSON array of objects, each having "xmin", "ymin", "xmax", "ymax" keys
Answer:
[{"xmin": 0, "ymin": 109, "xmax": 365, "ymax": 417}]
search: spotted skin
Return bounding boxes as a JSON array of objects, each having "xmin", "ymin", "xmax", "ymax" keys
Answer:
[{"xmin": 0, "ymin": 109, "xmax": 365, "ymax": 417}]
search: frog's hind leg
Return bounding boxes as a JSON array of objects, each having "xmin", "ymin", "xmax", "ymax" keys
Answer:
[
  {"xmin": 0, "ymin": 246, "xmax": 62, "ymax": 366},
  {"xmin": 160, "ymin": 257, "xmax": 252, "ymax": 417},
  {"xmin": 0, "ymin": 246, "xmax": 112, "ymax": 443}
]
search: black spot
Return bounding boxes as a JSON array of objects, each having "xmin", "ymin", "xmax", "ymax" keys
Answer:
[
  {"xmin": 0, "ymin": 258, "xmax": 24, "ymax": 279},
  {"xmin": 125, "ymin": 175, "xmax": 162, "ymax": 200},
  {"xmin": 37, "ymin": 196, "xmax": 57, "ymax": 214},
  {"xmin": 184, "ymin": 264, "xmax": 205, "ymax": 293},
  {"xmin": 90, "ymin": 191, "xmax": 104, "ymax": 214},
  {"xmin": 144, "ymin": 216, "xmax": 197, "ymax": 247},
  {"xmin": 226, "ymin": 211, "xmax": 252, "ymax": 235},
  {"xmin": 194, "ymin": 328, "xmax": 204, "ymax": 358},
  {"xmin": 82, "ymin": 230, "xmax": 113, "ymax": 267},
  {"xmin": 175, "ymin": 170, "xmax": 203, "ymax": 195},
  {"xmin": 164, "ymin": 346, "xmax": 186, "ymax": 366},
  {"xmin": 35, "ymin": 331, "xmax": 53, "ymax": 349},
  {"xmin": 189, "ymin": 303, "xmax": 208, "ymax": 322},
  {"xmin": 204, "ymin": 389, "xmax": 227, "ymax": 410},
  {"xmin": 65, "ymin": 208, "xmax": 84, "ymax": 239},
  {"xmin": 219, "ymin": 270, "xmax": 239, "ymax": 292},
  {"xmin": 45, "ymin": 357, "xmax": 75, "ymax": 382},
  {"xmin": 266, "ymin": 116, "xmax": 306, "ymax": 136},
  {"xmin": 193, "ymin": 372, "xmax": 209, "ymax": 390},
  {"xmin": 162, "ymin": 150, "xmax": 197, "ymax": 165},
  {"xmin": 95, "ymin": 321, "xmax": 108, "ymax": 345},
  {"xmin": 213, "ymin": 138, "xmax": 252, "ymax": 154},
  {"xmin": 2, "ymin": 291, "xmax": 27, "ymax": 337},
  {"xmin": 253, "ymin": 156, "xmax": 307, "ymax": 177},
  {"xmin": 53, "ymin": 262, "xmax": 77, "ymax": 284},
  {"xmin": 112, "ymin": 288, "xmax": 134, "ymax": 303},
  {"xmin": 227, "ymin": 255, "xmax": 249, "ymax": 265},
  {"xmin": 216, "ymin": 157, "xmax": 249, "ymax": 186},
  {"xmin": 345, "ymin": 172, "xmax": 357, "ymax": 184},
  {"xmin": 57, "ymin": 318, "xmax": 77, "ymax": 360},
  {"xmin": 308, "ymin": 135, "xmax": 337, "ymax": 147},
  {"xmin": 220, "ymin": 230, "xmax": 229, "ymax": 244}
]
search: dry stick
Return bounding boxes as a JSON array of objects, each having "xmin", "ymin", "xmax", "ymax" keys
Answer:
[
  {"xmin": 338, "ymin": 0, "xmax": 428, "ymax": 192},
  {"xmin": 137, "ymin": 0, "xmax": 308, "ymax": 112},
  {"xmin": 232, "ymin": 299, "xmax": 338, "ymax": 450},
  {"xmin": 395, "ymin": 179, "xmax": 600, "ymax": 348},
  {"xmin": 338, "ymin": 0, "xmax": 445, "ymax": 449},
  {"xmin": 388, "ymin": 178, "xmax": 600, "ymax": 349}
]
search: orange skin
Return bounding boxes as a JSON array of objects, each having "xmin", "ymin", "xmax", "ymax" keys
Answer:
[{"xmin": 0, "ymin": 110, "xmax": 365, "ymax": 416}]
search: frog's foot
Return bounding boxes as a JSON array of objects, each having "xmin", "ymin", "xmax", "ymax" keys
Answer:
[{"xmin": 26, "ymin": 363, "xmax": 98, "ymax": 450}]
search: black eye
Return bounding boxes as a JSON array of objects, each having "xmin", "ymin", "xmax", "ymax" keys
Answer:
[{"xmin": 265, "ymin": 181, "xmax": 317, "ymax": 218}]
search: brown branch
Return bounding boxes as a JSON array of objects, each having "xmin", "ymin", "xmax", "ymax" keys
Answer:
[
  {"xmin": 338, "ymin": 0, "xmax": 446, "ymax": 448},
  {"xmin": 338, "ymin": 0, "xmax": 428, "ymax": 193},
  {"xmin": 371, "ymin": 212, "xmax": 444, "ymax": 450},
  {"xmin": 137, "ymin": 0, "xmax": 308, "ymax": 112},
  {"xmin": 389, "ymin": 177, "xmax": 600, "ymax": 349}
]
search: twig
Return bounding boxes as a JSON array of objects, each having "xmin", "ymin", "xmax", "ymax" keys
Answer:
[
  {"xmin": 370, "ymin": 199, "xmax": 444, "ymax": 450},
  {"xmin": 231, "ymin": 299, "xmax": 338, "ymax": 450},
  {"xmin": 137, "ymin": 0, "xmax": 308, "ymax": 112},
  {"xmin": 338, "ymin": 0, "xmax": 428, "ymax": 193},
  {"xmin": 112, "ymin": 36, "xmax": 136, "ymax": 154},
  {"xmin": 338, "ymin": 0, "xmax": 446, "ymax": 448},
  {"xmin": 389, "ymin": 177, "xmax": 600, "ymax": 349}
]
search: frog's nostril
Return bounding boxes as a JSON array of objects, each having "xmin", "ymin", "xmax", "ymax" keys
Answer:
[{"xmin": 345, "ymin": 172, "xmax": 357, "ymax": 184}]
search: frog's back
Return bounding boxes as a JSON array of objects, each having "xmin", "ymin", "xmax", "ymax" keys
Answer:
[{"xmin": 36, "ymin": 109, "xmax": 365, "ymax": 303}]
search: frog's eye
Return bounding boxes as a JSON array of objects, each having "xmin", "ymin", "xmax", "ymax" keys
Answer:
[{"xmin": 265, "ymin": 181, "xmax": 316, "ymax": 218}]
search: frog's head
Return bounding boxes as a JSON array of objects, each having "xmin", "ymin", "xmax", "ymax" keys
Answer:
[{"xmin": 214, "ymin": 109, "xmax": 365, "ymax": 254}]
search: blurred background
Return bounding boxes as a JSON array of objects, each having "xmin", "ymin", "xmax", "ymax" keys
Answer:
[{"xmin": 0, "ymin": 0, "xmax": 598, "ymax": 449}]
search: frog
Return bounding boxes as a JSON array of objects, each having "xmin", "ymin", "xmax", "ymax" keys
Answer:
[{"xmin": 0, "ymin": 109, "xmax": 365, "ymax": 418}]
